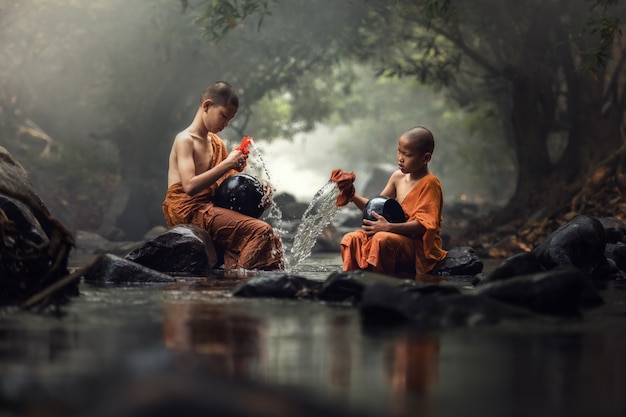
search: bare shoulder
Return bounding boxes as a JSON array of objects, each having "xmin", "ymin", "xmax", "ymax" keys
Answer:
[
  {"xmin": 173, "ymin": 129, "xmax": 194, "ymax": 149},
  {"xmin": 388, "ymin": 169, "xmax": 406, "ymax": 187},
  {"xmin": 380, "ymin": 169, "xmax": 403, "ymax": 198},
  {"xmin": 390, "ymin": 169, "xmax": 404, "ymax": 181}
]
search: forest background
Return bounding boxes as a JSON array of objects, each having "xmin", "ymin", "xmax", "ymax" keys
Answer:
[{"xmin": 1, "ymin": 0, "xmax": 624, "ymax": 254}]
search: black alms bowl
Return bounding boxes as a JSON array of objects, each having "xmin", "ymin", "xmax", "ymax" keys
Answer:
[
  {"xmin": 362, "ymin": 196, "xmax": 406, "ymax": 223},
  {"xmin": 213, "ymin": 174, "xmax": 265, "ymax": 218}
]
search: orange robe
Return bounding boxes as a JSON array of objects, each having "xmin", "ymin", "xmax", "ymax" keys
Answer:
[
  {"xmin": 340, "ymin": 173, "xmax": 447, "ymax": 276},
  {"xmin": 162, "ymin": 133, "xmax": 284, "ymax": 271}
]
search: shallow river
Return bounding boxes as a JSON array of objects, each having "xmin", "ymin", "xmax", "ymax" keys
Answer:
[{"xmin": 1, "ymin": 253, "xmax": 626, "ymax": 417}]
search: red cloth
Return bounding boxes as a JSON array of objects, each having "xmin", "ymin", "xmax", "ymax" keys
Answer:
[
  {"xmin": 235, "ymin": 136, "xmax": 254, "ymax": 155},
  {"xmin": 234, "ymin": 136, "xmax": 254, "ymax": 171},
  {"xmin": 330, "ymin": 169, "xmax": 356, "ymax": 207}
]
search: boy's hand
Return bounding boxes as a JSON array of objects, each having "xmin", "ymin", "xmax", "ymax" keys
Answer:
[
  {"xmin": 362, "ymin": 211, "xmax": 390, "ymax": 236},
  {"xmin": 227, "ymin": 149, "xmax": 248, "ymax": 171},
  {"xmin": 260, "ymin": 181, "xmax": 273, "ymax": 209}
]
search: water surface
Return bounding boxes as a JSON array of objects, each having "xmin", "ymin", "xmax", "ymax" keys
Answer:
[{"xmin": 1, "ymin": 255, "xmax": 626, "ymax": 417}]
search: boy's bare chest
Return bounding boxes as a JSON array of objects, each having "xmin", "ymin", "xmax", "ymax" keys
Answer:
[{"xmin": 396, "ymin": 178, "xmax": 419, "ymax": 204}]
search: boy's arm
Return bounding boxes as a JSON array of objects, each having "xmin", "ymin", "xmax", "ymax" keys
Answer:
[
  {"xmin": 351, "ymin": 193, "xmax": 368, "ymax": 211},
  {"xmin": 176, "ymin": 135, "xmax": 244, "ymax": 196},
  {"xmin": 364, "ymin": 212, "xmax": 425, "ymax": 238},
  {"xmin": 352, "ymin": 171, "xmax": 398, "ymax": 211}
]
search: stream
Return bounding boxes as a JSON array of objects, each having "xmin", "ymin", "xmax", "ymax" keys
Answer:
[{"xmin": 1, "ymin": 254, "xmax": 626, "ymax": 417}]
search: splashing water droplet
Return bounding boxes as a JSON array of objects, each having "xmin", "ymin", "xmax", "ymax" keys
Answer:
[
  {"xmin": 289, "ymin": 181, "xmax": 340, "ymax": 269},
  {"xmin": 245, "ymin": 141, "xmax": 291, "ymax": 266}
]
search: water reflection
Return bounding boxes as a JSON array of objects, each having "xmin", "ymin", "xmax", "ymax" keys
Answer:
[
  {"xmin": 163, "ymin": 302, "xmax": 265, "ymax": 380},
  {"xmin": 160, "ymin": 279, "xmax": 445, "ymax": 416},
  {"xmin": 1, "ymin": 265, "xmax": 626, "ymax": 417}
]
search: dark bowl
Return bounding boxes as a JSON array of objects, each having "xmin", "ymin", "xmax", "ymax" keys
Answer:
[
  {"xmin": 213, "ymin": 174, "xmax": 265, "ymax": 218},
  {"xmin": 362, "ymin": 196, "xmax": 406, "ymax": 223}
]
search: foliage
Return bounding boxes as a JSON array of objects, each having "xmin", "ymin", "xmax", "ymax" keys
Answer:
[
  {"xmin": 329, "ymin": 68, "xmax": 513, "ymax": 202},
  {"xmin": 199, "ymin": 0, "xmax": 625, "ymax": 224}
]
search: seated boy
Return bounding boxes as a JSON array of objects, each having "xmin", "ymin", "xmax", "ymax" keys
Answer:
[
  {"xmin": 162, "ymin": 81, "xmax": 284, "ymax": 270},
  {"xmin": 340, "ymin": 126, "xmax": 447, "ymax": 276}
]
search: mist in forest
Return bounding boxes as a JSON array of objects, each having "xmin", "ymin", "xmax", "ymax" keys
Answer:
[{"xmin": 0, "ymin": 0, "xmax": 517, "ymax": 235}]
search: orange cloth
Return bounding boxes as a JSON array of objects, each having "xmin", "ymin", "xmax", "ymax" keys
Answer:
[
  {"xmin": 330, "ymin": 169, "xmax": 356, "ymax": 207},
  {"xmin": 340, "ymin": 173, "xmax": 447, "ymax": 276},
  {"xmin": 162, "ymin": 133, "xmax": 284, "ymax": 271}
]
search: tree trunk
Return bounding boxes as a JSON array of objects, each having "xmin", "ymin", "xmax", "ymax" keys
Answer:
[{"xmin": 500, "ymin": 76, "xmax": 554, "ymax": 220}]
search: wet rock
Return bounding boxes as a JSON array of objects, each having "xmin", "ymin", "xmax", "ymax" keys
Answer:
[
  {"xmin": 0, "ymin": 146, "xmax": 48, "ymax": 210},
  {"xmin": 359, "ymin": 283, "xmax": 536, "ymax": 328},
  {"xmin": 125, "ymin": 224, "xmax": 222, "ymax": 276},
  {"xmin": 481, "ymin": 251, "xmax": 545, "ymax": 283},
  {"xmin": 474, "ymin": 267, "xmax": 603, "ymax": 316},
  {"xmin": 533, "ymin": 215, "xmax": 614, "ymax": 279},
  {"xmin": 597, "ymin": 216, "xmax": 626, "ymax": 243},
  {"xmin": 316, "ymin": 270, "xmax": 458, "ymax": 303},
  {"xmin": 605, "ymin": 243, "xmax": 626, "ymax": 273},
  {"xmin": 431, "ymin": 246, "xmax": 484, "ymax": 276},
  {"xmin": 0, "ymin": 146, "xmax": 76, "ymax": 307},
  {"xmin": 0, "ymin": 194, "xmax": 51, "ymax": 288},
  {"xmin": 82, "ymin": 253, "xmax": 175, "ymax": 284},
  {"xmin": 232, "ymin": 273, "xmax": 323, "ymax": 299}
]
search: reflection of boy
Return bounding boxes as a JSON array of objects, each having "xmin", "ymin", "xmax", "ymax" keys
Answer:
[
  {"xmin": 340, "ymin": 126, "xmax": 447, "ymax": 275},
  {"xmin": 162, "ymin": 81, "xmax": 284, "ymax": 270}
]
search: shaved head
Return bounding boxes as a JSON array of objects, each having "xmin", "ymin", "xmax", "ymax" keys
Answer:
[
  {"xmin": 402, "ymin": 126, "xmax": 434, "ymax": 154},
  {"xmin": 201, "ymin": 81, "xmax": 239, "ymax": 108}
]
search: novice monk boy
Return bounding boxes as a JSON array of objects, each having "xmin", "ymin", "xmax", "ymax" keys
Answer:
[
  {"xmin": 340, "ymin": 126, "xmax": 447, "ymax": 276},
  {"xmin": 162, "ymin": 81, "xmax": 284, "ymax": 270}
]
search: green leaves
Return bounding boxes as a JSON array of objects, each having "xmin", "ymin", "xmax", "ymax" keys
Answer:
[{"xmin": 183, "ymin": 0, "xmax": 276, "ymax": 42}]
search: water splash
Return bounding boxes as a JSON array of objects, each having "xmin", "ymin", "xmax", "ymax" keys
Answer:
[
  {"xmin": 288, "ymin": 181, "xmax": 340, "ymax": 269},
  {"xmin": 249, "ymin": 142, "xmax": 286, "ymax": 226},
  {"xmin": 246, "ymin": 141, "xmax": 291, "ymax": 267}
]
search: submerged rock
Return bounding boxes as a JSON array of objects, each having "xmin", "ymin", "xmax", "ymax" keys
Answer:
[
  {"xmin": 125, "ymin": 224, "xmax": 222, "ymax": 276},
  {"xmin": 232, "ymin": 274, "xmax": 323, "ymax": 299},
  {"xmin": 316, "ymin": 270, "xmax": 459, "ymax": 303},
  {"xmin": 82, "ymin": 253, "xmax": 175, "ymax": 284},
  {"xmin": 359, "ymin": 283, "xmax": 536, "ymax": 329}
]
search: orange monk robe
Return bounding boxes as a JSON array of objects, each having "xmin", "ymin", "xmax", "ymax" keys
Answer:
[
  {"xmin": 340, "ymin": 173, "xmax": 447, "ymax": 275},
  {"xmin": 162, "ymin": 133, "xmax": 284, "ymax": 271}
]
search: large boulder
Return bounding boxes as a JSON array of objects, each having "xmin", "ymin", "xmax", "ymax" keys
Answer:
[
  {"xmin": 0, "ymin": 147, "xmax": 76, "ymax": 307},
  {"xmin": 125, "ymin": 224, "xmax": 223, "ymax": 276},
  {"xmin": 533, "ymin": 215, "xmax": 614, "ymax": 279}
]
